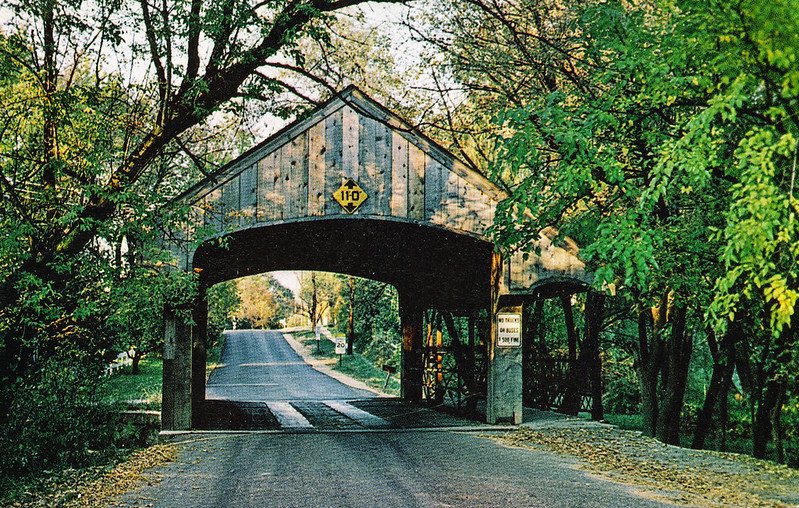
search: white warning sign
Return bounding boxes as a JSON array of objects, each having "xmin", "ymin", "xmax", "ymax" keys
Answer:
[{"xmin": 496, "ymin": 313, "xmax": 522, "ymax": 347}]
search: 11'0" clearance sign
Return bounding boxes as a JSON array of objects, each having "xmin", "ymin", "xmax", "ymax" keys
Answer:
[{"xmin": 332, "ymin": 178, "xmax": 368, "ymax": 214}]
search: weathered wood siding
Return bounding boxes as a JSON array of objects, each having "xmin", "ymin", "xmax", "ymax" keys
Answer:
[{"xmin": 184, "ymin": 103, "xmax": 498, "ymax": 239}]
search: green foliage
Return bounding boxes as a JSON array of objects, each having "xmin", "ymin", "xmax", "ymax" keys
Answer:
[
  {"xmin": 478, "ymin": 0, "xmax": 799, "ymax": 459},
  {"xmin": 0, "ymin": 0, "xmax": 405, "ymax": 481},
  {"xmin": 336, "ymin": 276, "xmax": 400, "ymax": 366},
  {"xmin": 0, "ymin": 356, "xmax": 121, "ymax": 477},
  {"xmin": 106, "ymin": 267, "xmax": 198, "ymax": 356},
  {"xmin": 208, "ymin": 280, "xmax": 240, "ymax": 338},
  {"xmin": 603, "ymin": 359, "xmax": 641, "ymax": 415}
]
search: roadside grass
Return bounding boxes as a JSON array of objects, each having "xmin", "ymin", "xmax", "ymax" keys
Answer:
[
  {"xmin": 604, "ymin": 412, "xmax": 643, "ymax": 431},
  {"xmin": 293, "ymin": 329, "xmax": 401, "ymax": 396},
  {"xmin": 98, "ymin": 357, "xmax": 162, "ymax": 409},
  {"xmin": 207, "ymin": 332, "xmax": 226, "ymax": 369},
  {"xmin": 603, "ymin": 413, "xmax": 772, "ymax": 460}
]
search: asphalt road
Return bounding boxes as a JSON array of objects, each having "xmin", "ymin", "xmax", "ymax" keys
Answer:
[
  {"xmin": 117, "ymin": 430, "xmax": 672, "ymax": 508},
  {"xmin": 206, "ymin": 329, "xmax": 374, "ymax": 401},
  {"xmin": 113, "ymin": 329, "xmax": 674, "ymax": 507}
]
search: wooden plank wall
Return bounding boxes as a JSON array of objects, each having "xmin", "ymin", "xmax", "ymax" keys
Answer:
[{"xmin": 187, "ymin": 104, "xmax": 497, "ymax": 240}]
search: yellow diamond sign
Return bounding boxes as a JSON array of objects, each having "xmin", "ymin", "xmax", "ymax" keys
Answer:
[{"xmin": 333, "ymin": 178, "xmax": 368, "ymax": 214}]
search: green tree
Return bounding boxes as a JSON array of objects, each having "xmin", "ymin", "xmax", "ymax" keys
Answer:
[
  {"xmin": 208, "ymin": 280, "xmax": 240, "ymax": 337},
  {"xmin": 336, "ymin": 277, "xmax": 400, "ymax": 365},
  {"xmin": 0, "ymin": 0, "xmax": 402, "ymax": 476},
  {"xmin": 299, "ymin": 272, "xmax": 341, "ymax": 327},
  {"xmin": 488, "ymin": 0, "xmax": 798, "ymax": 459},
  {"xmin": 233, "ymin": 274, "xmax": 293, "ymax": 329}
]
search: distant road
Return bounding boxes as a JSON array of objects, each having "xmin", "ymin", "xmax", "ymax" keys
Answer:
[{"xmin": 206, "ymin": 329, "xmax": 373, "ymax": 402}]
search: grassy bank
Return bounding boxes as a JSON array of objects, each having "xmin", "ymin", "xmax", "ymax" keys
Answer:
[
  {"xmin": 97, "ymin": 331, "xmax": 226, "ymax": 410},
  {"xmin": 98, "ymin": 357, "xmax": 163, "ymax": 409},
  {"xmin": 293, "ymin": 329, "xmax": 401, "ymax": 396}
]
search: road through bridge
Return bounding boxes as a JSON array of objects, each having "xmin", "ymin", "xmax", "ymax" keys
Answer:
[
  {"xmin": 162, "ymin": 87, "xmax": 590, "ymax": 430},
  {"xmin": 202, "ymin": 329, "xmax": 491, "ymax": 431},
  {"xmin": 122, "ymin": 329, "xmax": 674, "ymax": 508}
]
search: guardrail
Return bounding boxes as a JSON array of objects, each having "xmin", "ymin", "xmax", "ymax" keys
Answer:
[{"xmin": 104, "ymin": 351, "xmax": 133, "ymax": 376}]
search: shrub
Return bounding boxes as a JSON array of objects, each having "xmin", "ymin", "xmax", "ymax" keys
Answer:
[
  {"xmin": 0, "ymin": 355, "xmax": 124, "ymax": 478},
  {"xmin": 604, "ymin": 375, "xmax": 641, "ymax": 415}
]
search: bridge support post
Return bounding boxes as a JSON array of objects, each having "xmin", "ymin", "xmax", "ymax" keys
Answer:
[
  {"xmin": 161, "ymin": 306, "xmax": 193, "ymax": 430},
  {"xmin": 487, "ymin": 299, "xmax": 524, "ymax": 424},
  {"xmin": 399, "ymin": 297, "xmax": 424, "ymax": 402},
  {"xmin": 487, "ymin": 253, "xmax": 524, "ymax": 425},
  {"xmin": 191, "ymin": 287, "xmax": 208, "ymax": 428}
]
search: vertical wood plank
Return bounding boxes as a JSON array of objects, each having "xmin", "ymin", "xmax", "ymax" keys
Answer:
[
  {"xmin": 375, "ymin": 122, "xmax": 392, "ymax": 215},
  {"xmin": 342, "ymin": 106, "xmax": 359, "ymax": 180},
  {"xmin": 462, "ymin": 179, "xmax": 478, "ymax": 233},
  {"xmin": 241, "ymin": 163, "xmax": 257, "ymax": 224},
  {"xmin": 473, "ymin": 189, "xmax": 493, "ymax": 234},
  {"xmin": 204, "ymin": 186, "xmax": 222, "ymax": 230},
  {"xmin": 324, "ymin": 109, "xmax": 344, "ymax": 215},
  {"xmin": 283, "ymin": 142, "xmax": 294, "ymax": 218},
  {"xmin": 358, "ymin": 114, "xmax": 376, "ymax": 214},
  {"xmin": 390, "ymin": 132, "xmax": 408, "ymax": 217},
  {"xmin": 257, "ymin": 154, "xmax": 271, "ymax": 222},
  {"xmin": 286, "ymin": 133, "xmax": 308, "ymax": 218},
  {"xmin": 407, "ymin": 143, "xmax": 425, "ymax": 220},
  {"xmin": 258, "ymin": 149, "xmax": 282, "ymax": 221},
  {"xmin": 425, "ymin": 156, "xmax": 444, "ymax": 221},
  {"xmin": 222, "ymin": 177, "xmax": 239, "ymax": 227},
  {"xmin": 307, "ymin": 121, "xmax": 326, "ymax": 216},
  {"xmin": 445, "ymin": 172, "xmax": 465, "ymax": 230}
]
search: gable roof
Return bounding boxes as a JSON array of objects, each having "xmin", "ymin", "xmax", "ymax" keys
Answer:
[{"xmin": 173, "ymin": 85, "xmax": 507, "ymax": 205}]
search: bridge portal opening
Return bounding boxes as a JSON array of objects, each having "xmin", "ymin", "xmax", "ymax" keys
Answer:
[{"xmin": 171, "ymin": 218, "xmax": 496, "ymax": 430}]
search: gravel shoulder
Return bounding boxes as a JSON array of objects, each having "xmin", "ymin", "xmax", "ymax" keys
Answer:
[{"xmin": 496, "ymin": 415, "xmax": 799, "ymax": 508}]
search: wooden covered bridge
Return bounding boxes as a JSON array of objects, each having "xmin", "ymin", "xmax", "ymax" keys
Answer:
[{"xmin": 162, "ymin": 87, "xmax": 591, "ymax": 430}]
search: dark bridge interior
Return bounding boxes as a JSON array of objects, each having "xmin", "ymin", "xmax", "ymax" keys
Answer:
[{"xmin": 192, "ymin": 217, "xmax": 495, "ymax": 312}]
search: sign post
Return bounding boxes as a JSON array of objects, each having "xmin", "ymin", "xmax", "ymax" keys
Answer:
[
  {"xmin": 487, "ymin": 303, "xmax": 524, "ymax": 425},
  {"xmin": 496, "ymin": 313, "xmax": 522, "ymax": 347}
]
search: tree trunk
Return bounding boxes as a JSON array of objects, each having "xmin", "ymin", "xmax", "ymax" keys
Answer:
[
  {"xmin": 692, "ymin": 322, "xmax": 739, "ymax": 449},
  {"xmin": 347, "ymin": 276, "xmax": 355, "ymax": 355},
  {"xmin": 585, "ymin": 292, "xmax": 605, "ymax": 421},
  {"xmin": 656, "ymin": 305, "xmax": 691, "ymax": 445},
  {"xmin": 562, "ymin": 295, "xmax": 578, "ymax": 364},
  {"xmin": 635, "ymin": 308, "xmax": 664, "ymax": 437},
  {"xmin": 753, "ymin": 377, "xmax": 783, "ymax": 458},
  {"xmin": 559, "ymin": 295, "xmax": 581, "ymax": 415},
  {"xmin": 719, "ymin": 376, "xmax": 730, "ymax": 452},
  {"xmin": 770, "ymin": 381, "xmax": 787, "ymax": 464},
  {"xmin": 132, "ymin": 349, "xmax": 142, "ymax": 375},
  {"xmin": 752, "ymin": 319, "xmax": 793, "ymax": 459}
]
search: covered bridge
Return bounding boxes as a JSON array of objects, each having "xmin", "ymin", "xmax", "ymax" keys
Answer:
[{"xmin": 162, "ymin": 86, "xmax": 589, "ymax": 430}]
